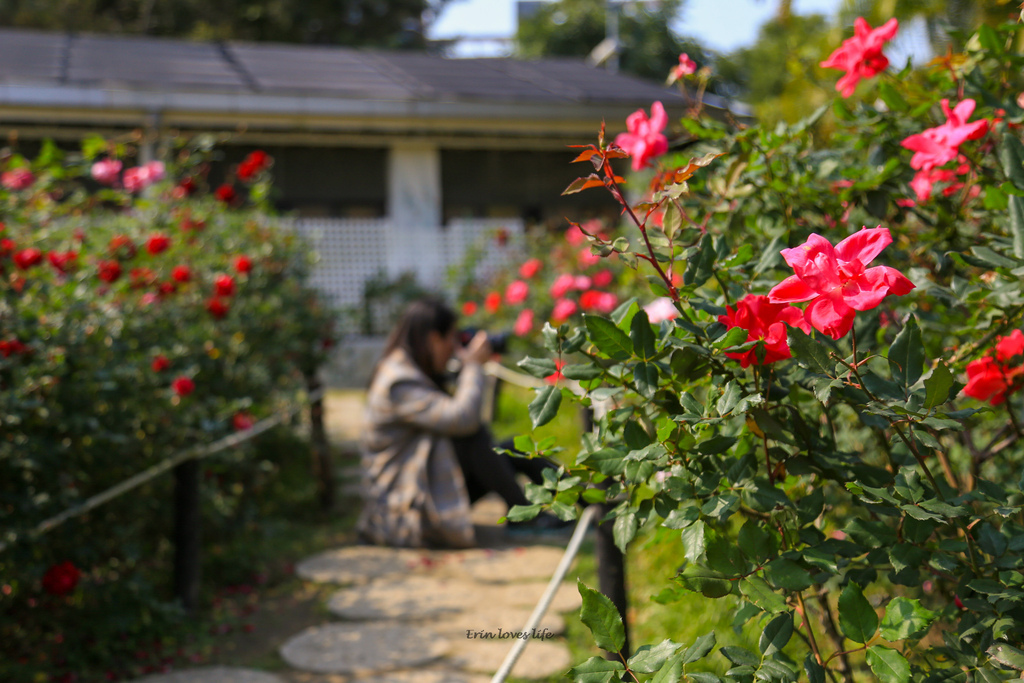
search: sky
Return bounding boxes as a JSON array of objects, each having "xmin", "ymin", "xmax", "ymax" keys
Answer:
[{"xmin": 428, "ymin": 0, "xmax": 846, "ymax": 57}]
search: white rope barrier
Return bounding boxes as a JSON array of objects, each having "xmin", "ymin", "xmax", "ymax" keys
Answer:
[
  {"xmin": 0, "ymin": 387, "xmax": 324, "ymax": 554},
  {"xmin": 490, "ymin": 503, "xmax": 600, "ymax": 683}
]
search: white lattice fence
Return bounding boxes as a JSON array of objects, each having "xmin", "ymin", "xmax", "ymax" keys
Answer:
[{"xmin": 289, "ymin": 217, "xmax": 526, "ymax": 334}]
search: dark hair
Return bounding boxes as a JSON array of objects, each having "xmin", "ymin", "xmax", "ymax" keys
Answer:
[{"xmin": 371, "ymin": 296, "xmax": 457, "ymax": 385}]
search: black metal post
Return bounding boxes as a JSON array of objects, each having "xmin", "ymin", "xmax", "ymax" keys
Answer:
[{"xmin": 173, "ymin": 458, "xmax": 201, "ymax": 613}]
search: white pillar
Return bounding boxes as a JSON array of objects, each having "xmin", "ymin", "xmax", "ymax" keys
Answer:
[{"xmin": 385, "ymin": 142, "xmax": 442, "ymax": 286}]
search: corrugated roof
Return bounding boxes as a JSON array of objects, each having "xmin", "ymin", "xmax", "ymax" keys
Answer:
[{"xmin": 0, "ymin": 27, "xmax": 685, "ymax": 106}]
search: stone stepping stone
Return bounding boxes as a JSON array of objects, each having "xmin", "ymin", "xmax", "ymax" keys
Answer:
[
  {"xmin": 447, "ymin": 637, "xmax": 572, "ymax": 679},
  {"xmin": 432, "ymin": 606, "xmax": 566, "ymax": 638},
  {"xmin": 295, "ymin": 546, "xmax": 431, "ymax": 584},
  {"xmin": 327, "ymin": 575, "xmax": 581, "ymax": 620},
  {"xmin": 327, "ymin": 576, "xmax": 493, "ymax": 619},
  {"xmin": 453, "ymin": 545, "xmax": 569, "ymax": 583},
  {"xmin": 349, "ymin": 670, "xmax": 490, "ymax": 683},
  {"xmin": 131, "ymin": 668, "xmax": 286, "ymax": 683},
  {"xmin": 280, "ymin": 622, "xmax": 449, "ymax": 675}
]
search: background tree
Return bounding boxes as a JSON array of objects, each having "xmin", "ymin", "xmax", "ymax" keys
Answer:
[
  {"xmin": 0, "ymin": 0, "xmax": 449, "ymax": 48},
  {"xmin": 515, "ymin": 0, "xmax": 717, "ymax": 86}
]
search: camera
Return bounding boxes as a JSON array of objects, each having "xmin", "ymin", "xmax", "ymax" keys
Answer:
[{"xmin": 459, "ymin": 328, "xmax": 510, "ymax": 354}]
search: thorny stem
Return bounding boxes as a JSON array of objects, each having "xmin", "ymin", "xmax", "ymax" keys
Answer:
[
  {"xmin": 796, "ymin": 591, "xmax": 825, "ymax": 668},
  {"xmin": 601, "ymin": 155, "xmax": 678, "ymax": 304}
]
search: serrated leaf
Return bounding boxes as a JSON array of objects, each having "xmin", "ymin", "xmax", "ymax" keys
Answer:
[
  {"xmin": 517, "ymin": 356, "xmax": 558, "ymax": 378},
  {"xmin": 506, "ymin": 504, "xmax": 542, "ymax": 522},
  {"xmin": 764, "ymin": 558, "xmax": 813, "ymax": 591},
  {"xmin": 567, "ymin": 656, "xmax": 625, "ymax": 682},
  {"xmin": 880, "ymin": 596, "xmax": 936, "ymax": 641},
  {"xmin": 759, "ymin": 612, "xmax": 794, "ymax": 656},
  {"xmin": 585, "ymin": 314, "xmax": 633, "ymax": 360},
  {"xmin": 630, "ymin": 309, "xmax": 657, "ymax": 360},
  {"xmin": 681, "ymin": 521, "xmax": 707, "ymax": 563},
  {"xmin": 613, "ymin": 508, "xmax": 638, "ymax": 552},
  {"xmin": 635, "ymin": 361, "xmax": 659, "ymax": 399},
  {"xmin": 924, "ymin": 362, "xmax": 955, "ymax": 409},
  {"xmin": 529, "ymin": 385, "xmax": 562, "ymax": 428},
  {"xmin": 562, "ymin": 363, "xmax": 603, "ymax": 380},
  {"xmin": 682, "ymin": 631, "xmax": 717, "ymax": 664},
  {"xmin": 628, "ymin": 639, "xmax": 680, "ymax": 674},
  {"xmin": 684, "ymin": 233, "xmax": 716, "ymax": 287},
  {"xmin": 988, "ymin": 642, "xmax": 1024, "ymax": 671},
  {"xmin": 740, "ymin": 576, "xmax": 788, "ymax": 613},
  {"xmin": 787, "ymin": 327, "xmax": 833, "ymax": 375},
  {"xmin": 720, "ymin": 646, "xmax": 760, "ymax": 666},
  {"xmin": 578, "ymin": 581, "xmax": 625, "ymax": 653},
  {"xmin": 889, "ymin": 316, "xmax": 923, "ymax": 388},
  {"xmin": 804, "ymin": 653, "xmax": 826, "ymax": 683},
  {"xmin": 839, "ymin": 583, "xmax": 878, "ymax": 644},
  {"xmin": 867, "ymin": 646, "xmax": 911, "ymax": 683},
  {"xmin": 580, "ymin": 447, "xmax": 627, "ymax": 476}
]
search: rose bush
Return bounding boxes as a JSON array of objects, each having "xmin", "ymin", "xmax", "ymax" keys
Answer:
[
  {"xmin": 494, "ymin": 15, "xmax": 1024, "ymax": 683},
  {"xmin": 0, "ymin": 136, "xmax": 335, "ymax": 681}
]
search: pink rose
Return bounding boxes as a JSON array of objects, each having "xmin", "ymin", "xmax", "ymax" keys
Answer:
[
  {"xmin": 1, "ymin": 168, "xmax": 35, "ymax": 191},
  {"xmin": 550, "ymin": 274, "xmax": 575, "ymax": 299},
  {"xmin": 505, "ymin": 280, "xmax": 529, "ymax": 305},
  {"xmin": 514, "ymin": 309, "xmax": 535, "ymax": 336},
  {"xmin": 552, "ymin": 298, "xmax": 578, "ymax": 323},
  {"xmin": 614, "ymin": 101, "xmax": 668, "ymax": 171},
  {"xmin": 91, "ymin": 159, "xmax": 123, "ymax": 186}
]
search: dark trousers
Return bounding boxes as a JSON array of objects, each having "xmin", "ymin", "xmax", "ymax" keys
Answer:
[{"xmin": 451, "ymin": 428, "xmax": 554, "ymax": 508}]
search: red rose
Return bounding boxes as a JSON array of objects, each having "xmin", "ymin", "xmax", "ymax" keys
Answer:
[
  {"xmin": 0, "ymin": 238, "xmax": 14, "ymax": 258},
  {"xmin": 108, "ymin": 235, "xmax": 136, "ymax": 259},
  {"xmin": 146, "ymin": 233, "xmax": 171, "ymax": 255},
  {"xmin": 171, "ymin": 265, "xmax": 191, "ymax": 282},
  {"xmin": 0, "ymin": 338, "xmax": 28, "ymax": 357},
  {"xmin": 519, "ymin": 258, "xmax": 542, "ymax": 279},
  {"xmin": 129, "ymin": 267, "xmax": 157, "ymax": 289},
  {"xmin": 158, "ymin": 281, "xmax": 176, "ymax": 295},
  {"xmin": 215, "ymin": 185, "xmax": 237, "ymax": 204},
  {"xmin": 177, "ymin": 177, "xmax": 196, "ymax": 196},
  {"xmin": 232, "ymin": 412, "xmax": 255, "ymax": 431},
  {"xmin": 206, "ymin": 297, "xmax": 229, "ymax": 319},
  {"xmin": 233, "ymin": 255, "xmax": 252, "ymax": 274},
  {"xmin": 42, "ymin": 562, "xmax": 80, "ymax": 597},
  {"xmin": 151, "ymin": 355, "xmax": 170, "ymax": 372},
  {"xmin": 171, "ymin": 376, "xmax": 195, "ymax": 396},
  {"xmin": 48, "ymin": 250, "xmax": 78, "ymax": 274},
  {"xmin": 214, "ymin": 274, "xmax": 235, "ymax": 297},
  {"xmin": 13, "ymin": 248, "xmax": 42, "ymax": 269},
  {"xmin": 97, "ymin": 260, "xmax": 122, "ymax": 283},
  {"xmin": 484, "ymin": 292, "xmax": 501, "ymax": 313},
  {"xmin": 462, "ymin": 301, "xmax": 478, "ymax": 316}
]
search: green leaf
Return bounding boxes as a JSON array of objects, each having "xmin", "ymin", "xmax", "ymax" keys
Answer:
[
  {"xmin": 867, "ymin": 646, "xmax": 911, "ymax": 683},
  {"xmin": 720, "ymin": 646, "xmax": 759, "ymax": 666},
  {"xmin": 529, "ymin": 385, "xmax": 562, "ymax": 428},
  {"xmin": 506, "ymin": 504, "xmax": 542, "ymax": 522},
  {"xmin": 681, "ymin": 520, "xmax": 707, "ymax": 563},
  {"xmin": 650, "ymin": 652, "xmax": 684, "ymax": 683},
  {"xmin": 1000, "ymin": 123, "xmax": 1024, "ymax": 190},
  {"xmin": 580, "ymin": 447, "xmax": 627, "ymax": 476},
  {"xmin": 988, "ymin": 642, "xmax": 1024, "ymax": 670},
  {"xmin": 1011, "ymin": 196, "xmax": 1024, "ymax": 260},
  {"xmin": 585, "ymin": 314, "xmax": 633, "ymax": 360},
  {"xmin": 888, "ymin": 316, "xmax": 923, "ymax": 388},
  {"xmin": 716, "ymin": 382, "xmax": 741, "ymax": 416},
  {"xmin": 764, "ymin": 558, "xmax": 813, "ymax": 591},
  {"xmin": 759, "ymin": 612, "xmax": 794, "ymax": 656},
  {"xmin": 838, "ymin": 583, "xmax": 878, "ymax": 644},
  {"xmin": 923, "ymin": 362, "xmax": 955, "ymax": 409},
  {"xmin": 682, "ymin": 631, "xmax": 717, "ymax": 664},
  {"xmin": 634, "ymin": 361, "xmax": 659, "ymax": 399},
  {"xmin": 804, "ymin": 653, "xmax": 826, "ymax": 683},
  {"xmin": 630, "ymin": 309, "xmax": 657, "ymax": 360},
  {"xmin": 663, "ymin": 505, "xmax": 700, "ymax": 529},
  {"xmin": 517, "ymin": 356, "xmax": 557, "ymax": 378},
  {"xmin": 513, "ymin": 434, "xmax": 534, "ymax": 453},
  {"xmin": 628, "ymin": 639, "xmax": 680, "ymax": 674},
  {"xmin": 578, "ymin": 581, "xmax": 625, "ymax": 653},
  {"xmin": 613, "ymin": 508, "xmax": 638, "ymax": 552},
  {"xmin": 739, "ymin": 576, "xmax": 787, "ymax": 613},
  {"xmin": 567, "ymin": 656, "xmax": 625, "ymax": 683},
  {"xmin": 562, "ymin": 363, "xmax": 603, "ymax": 380},
  {"xmin": 879, "ymin": 596, "xmax": 935, "ymax": 642},
  {"xmin": 684, "ymin": 233, "xmax": 716, "ymax": 287},
  {"xmin": 877, "ymin": 82, "xmax": 908, "ymax": 112},
  {"xmin": 787, "ymin": 327, "xmax": 833, "ymax": 375}
]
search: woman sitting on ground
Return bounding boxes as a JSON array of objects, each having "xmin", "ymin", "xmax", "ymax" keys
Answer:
[{"xmin": 357, "ymin": 296, "xmax": 561, "ymax": 548}]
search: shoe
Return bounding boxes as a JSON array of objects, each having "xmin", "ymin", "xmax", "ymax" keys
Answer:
[{"xmin": 506, "ymin": 512, "xmax": 575, "ymax": 538}]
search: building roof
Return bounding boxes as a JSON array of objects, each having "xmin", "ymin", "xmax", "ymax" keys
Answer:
[{"xmin": 0, "ymin": 28, "xmax": 745, "ymax": 146}]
